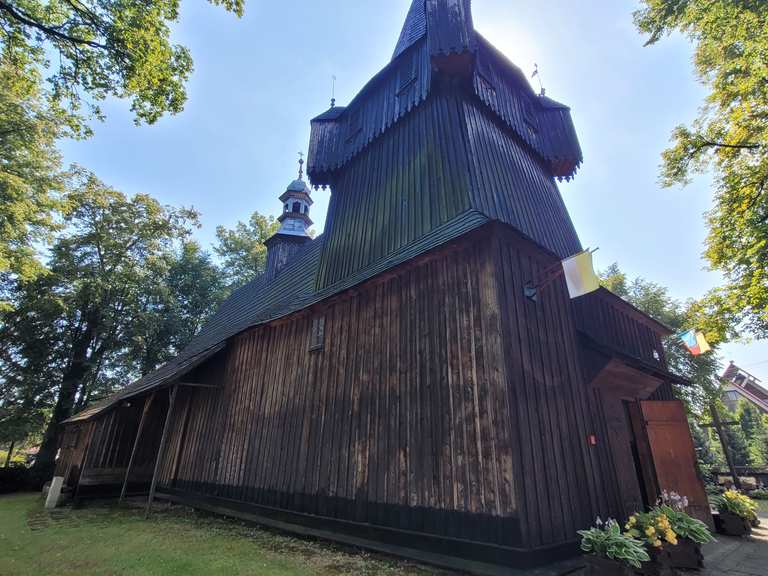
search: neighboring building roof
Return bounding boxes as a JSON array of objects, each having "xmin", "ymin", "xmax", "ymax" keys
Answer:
[
  {"xmin": 721, "ymin": 361, "xmax": 768, "ymax": 414},
  {"xmin": 65, "ymin": 209, "xmax": 491, "ymax": 423}
]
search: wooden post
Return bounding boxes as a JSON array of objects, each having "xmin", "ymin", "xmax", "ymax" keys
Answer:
[
  {"xmin": 709, "ymin": 402, "xmax": 742, "ymax": 490},
  {"xmin": 119, "ymin": 393, "xmax": 156, "ymax": 502},
  {"xmin": 145, "ymin": 385, "xmax": 178, "ymax": 517}
]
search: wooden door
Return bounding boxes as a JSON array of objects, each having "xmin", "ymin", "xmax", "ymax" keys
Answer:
[
  {"xmin": 602, "ymin": 392, "xmax": 645, "ymax": 518},
  {"xmin": 639, "ymin": 401, "xmax": 713, "ymax": 528}
]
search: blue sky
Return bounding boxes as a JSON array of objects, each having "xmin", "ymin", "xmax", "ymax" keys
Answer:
[{"xmin": 59, "ymin": 0, "xmax": 768, "ymax": 381}]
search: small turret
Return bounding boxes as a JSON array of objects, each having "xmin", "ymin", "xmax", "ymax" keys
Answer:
[{"xmin": 264, "ymin": 156, "xmax": 313, "ymax": 280}]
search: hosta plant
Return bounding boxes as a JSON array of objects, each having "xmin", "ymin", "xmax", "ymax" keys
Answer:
[
  {"xmin": 656, "ymin": 505, "xmax": 715, "ymax": 545},
  {"xmin": 714, "ymin": 490, "xmax": 758, "ymax": 520},
  {"xmin": 624, "ymin": 510, "xmax": 679, "ymax": 549},
  {"xmin": 579, "ymin": 518, "xmax": 651, "ymax": 569}
]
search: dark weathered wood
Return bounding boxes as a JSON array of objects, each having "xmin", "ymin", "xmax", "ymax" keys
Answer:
[
  {"xmin": 146, "ymin": 385, "xmax": 178, "ymax": 517},
  {"xmin": 120, "ymin": 393, "xmax": 155, "ymax": 501}
]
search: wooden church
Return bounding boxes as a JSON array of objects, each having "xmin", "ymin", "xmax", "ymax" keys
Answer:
[{"xmin": 52, "ymin": 1, "xmax": 711, "ymax": 570}]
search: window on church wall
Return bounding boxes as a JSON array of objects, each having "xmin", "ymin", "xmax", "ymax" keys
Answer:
[
  {"xmin": 293, "ymin": 201, "xmax": 301, "ymax": 213},
  {"xmin": 309, "ymin": 315, "xmax": 326, "ymax": 352},
  {"xmin": 284, "ymin": 204, "xmax": 289, "ymax": 212}
]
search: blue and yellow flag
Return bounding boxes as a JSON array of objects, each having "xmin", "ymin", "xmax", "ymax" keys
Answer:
[{"xmin": 680, "ymin": 330, "xmax": 711, "ymax": 356}]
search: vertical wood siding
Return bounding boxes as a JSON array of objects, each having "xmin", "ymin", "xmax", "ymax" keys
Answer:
[
  {"xmin": 492, "ymin": 229, "xmax": 607, "ymax": 548},
  {"xmin": 159, "ymin": 236, "xmax": 528, "ymax": 547},
  {"xmin": 463, "ymin": 101, "xmax": 582, "ymax": 260},
  {"xmin": 316, "ymin": 92, "xmax": 473, "ymax": 290}
]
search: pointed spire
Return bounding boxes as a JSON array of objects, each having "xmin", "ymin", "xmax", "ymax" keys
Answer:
[
  {"xmin": 392, "ymin": 1, "xmax": 476, "ymax": 62},
  {"xmin": 298, "ymin": 152, "xmax": 305, "ymax": 181}
]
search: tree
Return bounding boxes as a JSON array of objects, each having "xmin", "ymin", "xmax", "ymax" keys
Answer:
[
  {"xmin": 214, "ymin": 211, "xmax": 279, "ymax": 291},
  {"xmin": 736, "ymin": 400, "xmax": 768, "ymax": 467},
  {"xmin": 0, "ymin": 0, "xmax": 244, "ymax": 125},
  {"xmin": 1, "ymin": 168, "xmax": 199, "ymax": 474},
  {"xmin": 634, "ymin": 1, "xmax": 768, "ymax": 340},
  {"xmin": 119, "ymin": 241, "xmax": 225, "ymax": 376},
  {"xmin": 0, "ymin": 57, "xmax": 76, "ymax": 290},
  {"xmin": 600, "ymin": 264, "xmax": 722, "ymax": 411}
]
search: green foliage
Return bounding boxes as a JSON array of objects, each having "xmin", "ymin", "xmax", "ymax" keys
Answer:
[
  {"xmin": 578, "ymin": 519, "xmax": 650, "ymax": 569},
  {"xmin": 1, "ymin": 169, "xmax": 203, "ymax": 469},
  {"xmin": 655, "ymin": 505, "xmax": 715, "ymax": 545},
  {"xmin": 214, "ymin": 212, "xmax": 279, "ymax": 290},
  {"xmin": 0, "ymin": 0, "xmax": 244, "ymax": 126},
  {"xmin": 634, "ymin": 0, "xmax": 768, "ymax": 340},
  {"xmin": 0, "ymin": 56, "xmax": 75, "ymax": 287},
  {"xmin": 600, "ymin": 264, "xmax": 721, "ymax": 410},
  {"xmin": 736, "ymin": 400, "xmax": 768, "ymax": 466},
  {"xmin": 714, "ymin": 489, "xmax": 758, "ymax": 520}
]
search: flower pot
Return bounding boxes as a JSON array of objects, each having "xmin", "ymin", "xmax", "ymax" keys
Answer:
[
  {"xmin": 666, "ymin": 539, "xmax": 704, "ymax": 570},
  {"xmin": 636, "ymin": 547, "xmax": 678, "ymax": 576},
  {"xmin": 714, "ymin": 511, "xmax": 752, "ymax": 537},
  {"xmin": 584, "ymin": 555, "xmax": 635, "ymax": 576}
]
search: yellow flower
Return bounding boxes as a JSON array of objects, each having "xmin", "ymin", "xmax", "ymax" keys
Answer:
[
  {"xmin": 628, "ymin": 516, "xmax": 637, "ymax": 525},
  {"xmin": 665, "ymin": 530, "xmax": 677, "ymax": 543},
  {"xmin": 645, "ymin": 527, "xmax": 656, "ymax": 537},
  {"xmin": 654, "ymin": 539, "xmax": 663, "ymax": 548}
]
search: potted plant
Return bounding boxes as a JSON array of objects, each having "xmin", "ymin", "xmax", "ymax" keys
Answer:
[
  {"xmin": 650, "ymin": 491, "xmax": 715, "ymax": 570},
  {"xmin": 713, "ymin": 490, "xmax": 756, "ymax": 536},
  {"xmin": 579, "ymin": 518, "xmax": 650, "ymax": 576},
  {"xmin": 623, "ymin": 510, "xmax": 678, "ymax": 576}
]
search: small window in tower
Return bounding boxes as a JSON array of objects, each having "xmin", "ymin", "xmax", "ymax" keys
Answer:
[
  {"xmin": 522, "ymin": 97, "xmax": 538, "ymax": 136},
  {"xmin": 284, "ymin": 204, "xmax": 289, "ymax": 212},
  {"xmin": 293, "ymin": 201, "xmax": 301, "ymax": 213},
  {"xmin": 346, "ymin": 109, "xmax": 362, "ymax": 142},
  {"xmin": 303, "ymin": 205, "xmax": 309, "ymax": 214},
  {"xmin": 397, "ymin": 49, "xmax": 419, "ymax": 96},
  {"xmin": 309, "ymin": 315, "xmax": 326, "ymax": 352}
]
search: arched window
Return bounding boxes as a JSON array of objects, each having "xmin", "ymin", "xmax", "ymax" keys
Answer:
[
  {"xmin": 292, "ymin": 202, "xmax": 301, "ymax": 213},
  {"xmin": 284, "ymin": 204, "xmax": 289, "ymax": 212},
  {"xmin": 303, "ymin": 205, "xmax": 309, "ymax": 214}
]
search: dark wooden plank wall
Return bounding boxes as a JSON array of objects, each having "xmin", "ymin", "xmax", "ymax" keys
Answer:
[
  {"xmin": 158, "ymin": 235, "xmax": 530, "ymax": 547},
  {"xmin": 463, "ymin": 100, "xmax": 582, "ymax": 260},
  {"xmin": 316, "ymin": 92, "xmax": 473, "ymax": 290},
  {"xmin": 572, "ymin": 293, "xmax": 666, "ymax": 369},
  {"xmin": 80, "ymin": 395, "xmax": 168, "ymax": 482},
  {"xmin": 491, "ymin": 229, "xmax": 607, "ymax": 549}
]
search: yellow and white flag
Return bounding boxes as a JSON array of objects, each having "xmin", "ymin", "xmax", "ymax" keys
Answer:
[{"xmin": 562, "ymin": 251, "xmax": 600, "ymax": 299}]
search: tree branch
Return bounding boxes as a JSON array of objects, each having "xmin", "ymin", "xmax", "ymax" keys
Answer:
[
  {"xmin": 696, "ymin": 140, "xmax": 763, "ymax": 151},
  {"xmin": 0, "ymin": 0, "xmax": 107, "ymax": 50}
]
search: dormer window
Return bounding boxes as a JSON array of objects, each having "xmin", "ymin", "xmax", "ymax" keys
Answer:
[
  {"xmin": 346, "ymin": 109, "xmax": 362, "ymax": 142},
  {"xmin": 522, "ymin": 97, "xmax": 538, "ymax": 136},
  {"xmin": 397, "ymin": 49, "xmax": 419, "ymax": 96}
]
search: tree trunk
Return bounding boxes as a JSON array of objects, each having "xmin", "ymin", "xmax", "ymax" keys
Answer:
[
  {"xmin": 35, "ymin": 325, "xmax": 97, "ymax": 475},
  {"xmin": 4, "ymin": 440, "xmax": 14, "ymax": 468}
]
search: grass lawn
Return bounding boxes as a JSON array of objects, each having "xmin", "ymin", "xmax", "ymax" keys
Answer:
[
  {"xmin": 0, "ymin": 493, "xmax": 455, "ymax": 576},
  {"xmin": 757, "ymin": 499, "xmax": 768, "ymax": 518}
]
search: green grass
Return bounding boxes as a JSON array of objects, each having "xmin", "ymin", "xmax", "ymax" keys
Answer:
[
  {"xmin": 757, "ymin": 499, "xmax": 768, "ymax": 518},
  {"xmin": 0, "ymin": 493, "xmax": 454, "ymax": 576}
]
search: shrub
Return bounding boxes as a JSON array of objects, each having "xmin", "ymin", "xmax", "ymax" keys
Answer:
[
  {"xmin": 656, "ymin": 505, "xmax": 715, "ymax": 545},
  {"xmin": 0, "ymin": 465, "xmax": 31, "ymax": 494},
  {"xmin": 750, "ymin": 489, "xmax": 768, "ymax": 500},
  {"xmin": 578, "ymin": 518, "xmax": 650, "ymax": 569}
]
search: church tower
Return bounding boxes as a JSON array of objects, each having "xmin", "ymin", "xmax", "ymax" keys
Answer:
[{"xmin": 264, "ymin": 157, "xmax": 313, "ymax": 279}]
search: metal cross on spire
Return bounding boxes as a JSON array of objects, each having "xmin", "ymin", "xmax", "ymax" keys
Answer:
[{"xmin": 298, "ymin": 152, "xmax": 305, "ymax": 180}]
